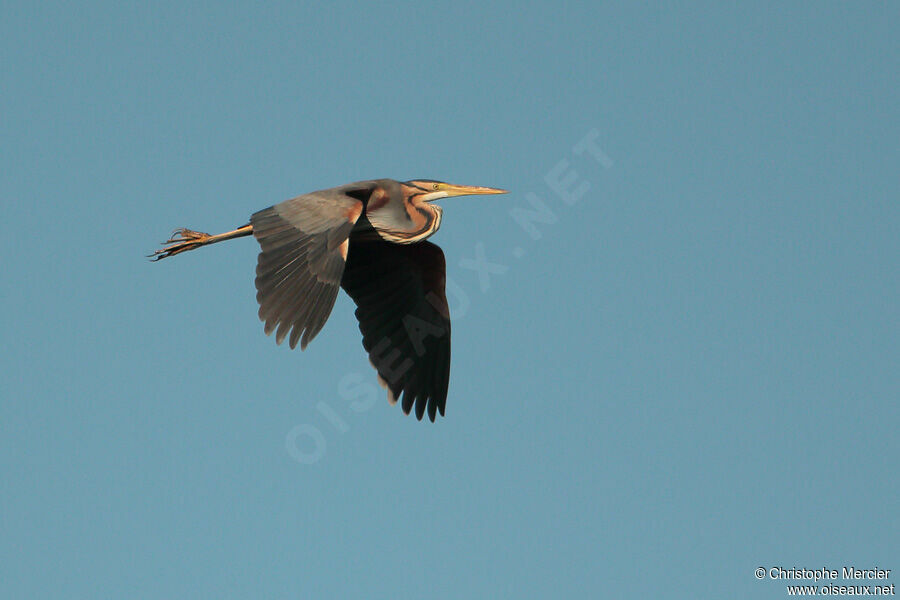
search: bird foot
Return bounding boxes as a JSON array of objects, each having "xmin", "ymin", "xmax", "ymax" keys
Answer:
[{"xmin": 149, "ymin": 228, "xmax": 211, "ymax": 261}]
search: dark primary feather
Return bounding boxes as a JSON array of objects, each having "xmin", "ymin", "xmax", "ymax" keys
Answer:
[{"xmin": 340, "ymin": 239, "xmax": 451, "ymax": 421}]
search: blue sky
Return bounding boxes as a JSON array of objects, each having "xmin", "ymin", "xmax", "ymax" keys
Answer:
[{"xmin": 2, "ymin": 2, "xmax": 897, "ymax": 598}]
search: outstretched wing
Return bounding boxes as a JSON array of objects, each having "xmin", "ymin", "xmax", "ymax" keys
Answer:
[
  {"xmin": 340, "ymin": 240, "xmax": 451, "ymax": 421},
  {"xmin": 251, "ymin": 185, "xmax": 368, "ymax": 350}
]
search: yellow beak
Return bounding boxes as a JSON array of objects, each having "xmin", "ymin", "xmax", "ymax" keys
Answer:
[{"xmin": 441, "ymin": 183, "xmax": 508, "ymax": 197}]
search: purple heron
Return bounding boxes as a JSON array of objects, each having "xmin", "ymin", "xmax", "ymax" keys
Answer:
[{"xmin": 151, "ymin": 179, "xmax": 507, "ymax": 421}]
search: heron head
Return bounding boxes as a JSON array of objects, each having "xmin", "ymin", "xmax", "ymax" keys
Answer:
[{"xmin": 404, "ymin": 180, "xmax": 508, "ymax": 203}]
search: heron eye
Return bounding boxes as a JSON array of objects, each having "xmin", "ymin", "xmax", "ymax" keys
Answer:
[{"xmin": 432, "ymin": 183, "xmax": 439, "ymax": 190}]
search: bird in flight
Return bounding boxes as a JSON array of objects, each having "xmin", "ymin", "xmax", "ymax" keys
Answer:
[{"xmin": 151, "ymin": 179, "xmax": 507, "ymax": 421}]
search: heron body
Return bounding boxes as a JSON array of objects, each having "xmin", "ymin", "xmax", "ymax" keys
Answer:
[{"xmin": 152, "ymin": 178, "xmax": 506, "ymax": 421}]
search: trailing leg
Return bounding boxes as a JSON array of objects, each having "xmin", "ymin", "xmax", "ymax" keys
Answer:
[{"xmin": 150, "ymin": 224, "xmax": 253, "ymax": 260}]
